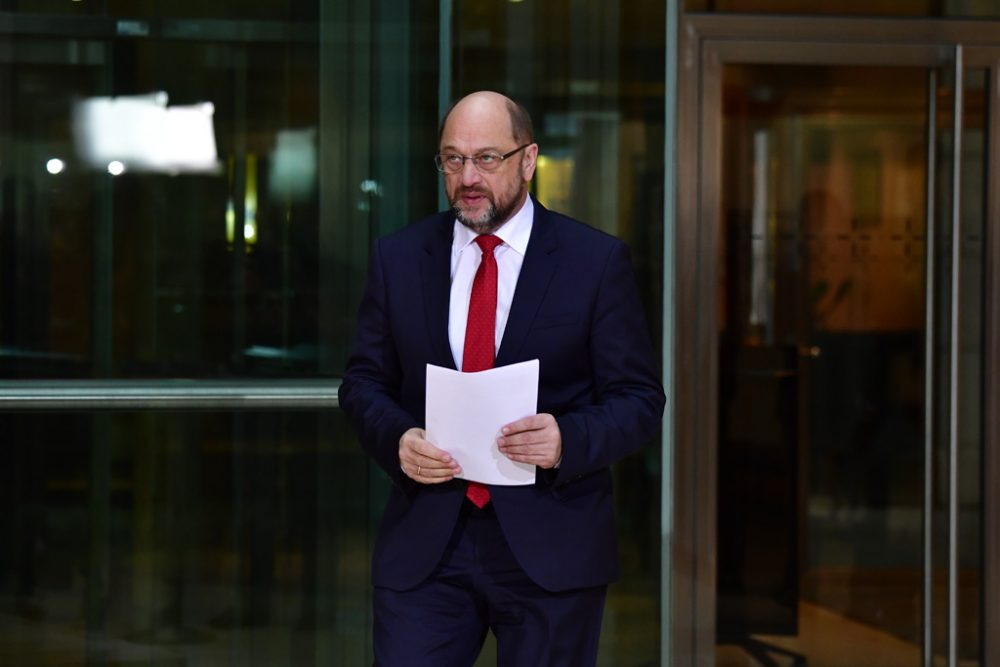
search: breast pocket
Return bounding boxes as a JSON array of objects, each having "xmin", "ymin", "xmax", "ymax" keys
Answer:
[{"xmin": 531, "ymin": 313, "xmax": 579, "ymax": 330}]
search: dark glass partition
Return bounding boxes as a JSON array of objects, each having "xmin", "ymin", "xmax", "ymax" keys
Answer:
[
  {"xmin": 1, "ymin": 1, "xmax": 667, "ymax": 664},
  {"xmin": 1, "ymin": 15, "xmax": 335, "ymax": 379},
  {"xmin": 0, "ymin": 409, "xmax": 373, "ymax": 665}
]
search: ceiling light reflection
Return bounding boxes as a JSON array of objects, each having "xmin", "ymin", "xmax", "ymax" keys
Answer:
[{"xmin": 74, "ymin": 92, "xmax": 219, "ymax": 174}]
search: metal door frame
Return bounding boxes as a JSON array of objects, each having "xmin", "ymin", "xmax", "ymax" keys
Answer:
[{"xmin": 673, "ymin": 14, "xmax": 1000, "ymax": 667}]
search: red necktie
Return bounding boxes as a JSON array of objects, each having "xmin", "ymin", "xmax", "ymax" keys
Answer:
[{"xmin": 462, "ymin": 234, "xmax": 504, "ymax": 508}]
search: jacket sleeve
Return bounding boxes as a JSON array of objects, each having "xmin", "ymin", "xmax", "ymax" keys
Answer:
[
  {"xmin": 338, "ymin": 239, "xmax": 419, "ymax": 486},
  {"xmin": 551, "ymin": 240, "xmax": 665, "ymax": 485}
]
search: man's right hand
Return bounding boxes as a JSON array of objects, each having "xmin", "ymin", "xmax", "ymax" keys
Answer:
[{"xmin": 399, "ymin": 428, "xmax": 462, "ymax": 484}]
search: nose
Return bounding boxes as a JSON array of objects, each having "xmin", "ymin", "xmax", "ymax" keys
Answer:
[{"xmin": 459, "ymin": 158, "xmax": 483, "ymax": 186}]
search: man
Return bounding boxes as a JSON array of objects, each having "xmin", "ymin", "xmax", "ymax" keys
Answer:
[{"xmin": 339, "ymin": 91, "xmax": 664, "ymax": 666}]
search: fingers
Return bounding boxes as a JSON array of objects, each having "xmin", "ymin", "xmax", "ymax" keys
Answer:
[
  {"xmin": 500, "ymin": 413, "xmax": 559, "ymax": 443},
  {"xmin": 399, "ymin": 427, "xmax": 462, "ymax": 484},
  {"xmin": 498, "ymin": 413, "xmax": 562, "ymax": 469},
  {"xmin": 407, "ymin": 455, "xmax": 460, "ymax": 484},
  {"xmin": 502, "ymin": 413, "xmax": 552, "ymax": 434}
]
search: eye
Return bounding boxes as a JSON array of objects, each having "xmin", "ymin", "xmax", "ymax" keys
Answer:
[
  {"xmin": 476, "ymin": 153, "xmax": 499, "ymax": 165},
  {"xmin": 444, "ymin": 154, "xmax": 464, "ymax": 165}
]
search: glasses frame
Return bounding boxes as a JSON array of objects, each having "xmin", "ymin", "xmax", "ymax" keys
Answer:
[{"xmin": 434, "ymin": 143, "xmax": 532, "ymax": 174}]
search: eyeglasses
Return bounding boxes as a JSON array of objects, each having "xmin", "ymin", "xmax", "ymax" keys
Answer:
[{"xmin": 434, "ymin": 143, "xmax": 531, "ymax": 174}]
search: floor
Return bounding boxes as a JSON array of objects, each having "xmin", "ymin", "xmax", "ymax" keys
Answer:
[
  {"xmin": 717, "ymin": 601, "xmax": 979, "ymax": 667},
  {"xmin": 4, "ymin": 593, "xmax": 984, "ymax": 666}
]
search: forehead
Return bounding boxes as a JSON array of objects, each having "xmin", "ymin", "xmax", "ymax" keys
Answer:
[{"xmin": 440, "ymin": 100, "xmax": 512, "ymax": 151}]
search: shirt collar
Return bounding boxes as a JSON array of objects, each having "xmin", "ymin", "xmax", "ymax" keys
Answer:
[{"xmin": 452, "ymin": 194, "xmax": 534, "ymax": 256}]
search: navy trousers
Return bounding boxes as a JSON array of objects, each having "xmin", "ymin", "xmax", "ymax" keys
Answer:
[{"xmin": 373, "ymin": 501, "xmax": 607, "ymax": 667}]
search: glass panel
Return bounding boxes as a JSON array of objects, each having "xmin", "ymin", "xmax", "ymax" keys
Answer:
[
  {"xmin": 938, "ymin": 64, "xmax": 986, "ymax": 665},
  {"xmin": 685, "ymin": 0, "xmax": 1000, "ymax": 18},
  {"xmin": 926, "ymin": 61, "xmax": 986, "ymax": 666},
  {"xmin": 0, "ymin": 409, "xmax": 374, "ymax": 665},
  {"xmin": 453, "ymin": 2, "xmax": 665, "ymax": 664},
  {"xmin": 2, "ymin": 2, "xmax": 667, "ymax": 666},
  {"xmin": 0, "ymin": 4, "xmax": 442, "ymax": 380},
  {"xmin": 1, "ymin": 21, "xmax": 330, "ymax": 378},
  {"xmin": 712, "ymin": 63, "xmax": 984, "ymax": 667}
]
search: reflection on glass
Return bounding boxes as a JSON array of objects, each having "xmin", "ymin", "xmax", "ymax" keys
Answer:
[
  {"xmin": 73, "ymin": 93, "xmax": 220, "ymax": 174},
  {"xmin": 1, "ymin": 26, "xmax": 326, "ymax": 379},
  {"xmin": 716, "ymin": 64, "xmax": 985, "ymax": 666},
  {"xmin": 0, "ymin": 410, "xmax": 372, "ymax": 665},
  {"xmin": 2, "ymin": 1, "xmax": 667, "ymax": 664}
]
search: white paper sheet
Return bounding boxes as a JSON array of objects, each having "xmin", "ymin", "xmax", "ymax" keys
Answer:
[{"xmin": 425, "ymin": 359, "xmax": 539, "ymax": 486}]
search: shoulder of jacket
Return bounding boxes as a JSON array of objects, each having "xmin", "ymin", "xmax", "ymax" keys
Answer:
[{"xmin": 537, "ymin": 206, "xmax": 625, "ymax": 252}]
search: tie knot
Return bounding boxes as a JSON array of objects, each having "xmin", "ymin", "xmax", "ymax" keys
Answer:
[{"xmin": 475, "ymin": 234, "xmax": 503, "ymax": 256}]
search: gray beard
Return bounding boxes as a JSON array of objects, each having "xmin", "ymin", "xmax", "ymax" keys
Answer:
[
  {"xmin": 451, "ymin": 185, "xmax": 523, "ymax": 235},
  {"xmin": 453, "ymin": 202, "xmax": 503, "ymax": 235}
]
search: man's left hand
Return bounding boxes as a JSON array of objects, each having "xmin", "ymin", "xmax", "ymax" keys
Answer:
[{"xmin": 498, "ymin": 413, "xmax": 562, "ymax": 469}]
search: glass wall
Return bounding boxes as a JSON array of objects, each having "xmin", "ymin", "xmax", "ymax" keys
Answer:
[
  {"xmin": 0, "ymin": 410, "xmax": 370, "ymax": 664},
  {"xmin": 712, "ymin": 59, "xmax": 987, "ymax": 667},
  {"xmin": 715, "ymin": 64, "xmax": 930, "ymax": 666},
  {"xmin": 1, "ymin": 1, "xmax": 666, "ymax": 664}
]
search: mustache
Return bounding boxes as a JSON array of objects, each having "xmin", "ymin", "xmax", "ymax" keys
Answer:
[{"xmin": 454, "ymin": 186, "xmax": 491, "ymax": 199}]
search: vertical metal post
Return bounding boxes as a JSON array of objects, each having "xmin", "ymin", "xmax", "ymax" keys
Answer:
[
  {"xmin": 984, "ymin": 52, "xmax": 1000, "ymax": 667},
  {"xmin": 947, "ymin": 44, "xmax": 963, "ymax": 667},
  {"xmin": 437, "ymin": 0, "xmax": 452, "ymax": 213},
  {"xmin": 661, "ymin": 1, "xmax": 679, "ymax": 666},
  {"xmin": 922, "ymin": 67, "xmax": 937, "ymax": 667}
]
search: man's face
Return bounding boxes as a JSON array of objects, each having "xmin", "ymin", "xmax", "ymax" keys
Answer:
[{"xmin": 439, "ymin": 100, "xmax": 536, "ymax": 234}]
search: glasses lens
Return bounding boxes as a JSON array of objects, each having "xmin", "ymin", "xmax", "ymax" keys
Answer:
[
  {"xmin": 475, "ymin": 154, "xmax": 501, "ymax": 172},
  {"xmin": 436, "ymin": 155, "xmax": 463, "ymax": 173}
]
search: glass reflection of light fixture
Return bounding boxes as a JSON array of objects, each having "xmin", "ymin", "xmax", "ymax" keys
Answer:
[
  {"xmin": 224, "ymin": 154, "xmax": 258, "ymax": 249},
  {"xmin": 73, "ymin": 92, "xmax": 219, "ymax": 174},
  {"xmin": 225, "ymin": 196, "xmax": 236, "ymax": 245},
  {"xmin": 269, "ymin": 128, "xmax": 316, "ymax": 201},
  {"xmin": 534, "ymin": 152, "xmax": 574, "ymax": 214},
  {"xmin": 244, "ymin": 154, "xmax": 258, "ymax": 245},
  {"xmin": 748, "ymin": 129, "xmax": 771, "ymax": 344}
]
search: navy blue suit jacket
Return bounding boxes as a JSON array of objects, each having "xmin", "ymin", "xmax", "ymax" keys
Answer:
[{"xmin": 339, "ymin": 198, "xmax": 665, "ymax": 593}]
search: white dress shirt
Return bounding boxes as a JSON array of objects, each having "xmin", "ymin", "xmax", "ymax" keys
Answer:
[{"xmin": 448, "ymin": 195, "xmax": 534, "ymax": 370}]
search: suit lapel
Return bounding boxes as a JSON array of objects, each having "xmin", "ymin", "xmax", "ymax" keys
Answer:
[
  {"xmin": 496, "ymin": 202, "xmax": 557, "ymax": 366},
  {"xmin": 420, "ymin": 215, "xmax": 457, "ymax": 370}
]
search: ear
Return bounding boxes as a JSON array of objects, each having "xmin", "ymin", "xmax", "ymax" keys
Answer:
[{"xmin": 520, "ymin": 143, "xmax": 538, "ymax": 182}]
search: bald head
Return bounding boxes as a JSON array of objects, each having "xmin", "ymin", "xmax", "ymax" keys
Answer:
[
  {"xmin": 437, "ymin": 91, "xmax": 538, "ymax": 234},
  {"xmin": 438, "ymin": 91, "xmax": 534, "ymax": 147}
]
